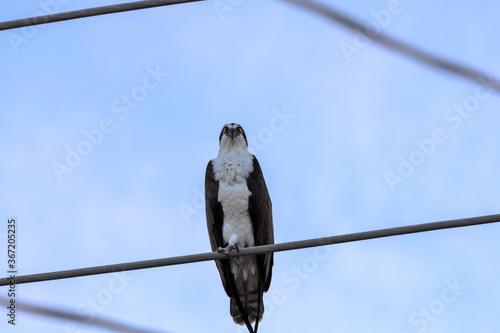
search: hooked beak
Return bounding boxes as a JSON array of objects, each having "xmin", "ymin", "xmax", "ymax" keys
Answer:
[{"xmin": 229, "ymin": 127, "xmax": 236, "ymax": 139}]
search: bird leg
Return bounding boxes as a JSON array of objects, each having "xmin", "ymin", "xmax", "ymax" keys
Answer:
[{"xmin": 217, "ymin": 242, "xmax": 240, "ymax": 262}]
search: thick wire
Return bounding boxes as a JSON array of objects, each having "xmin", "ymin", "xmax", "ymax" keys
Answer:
[
  {"xmin": 1, "ymin": 1, "xmax": 498, "ymax": 331},
  {"xmin": 280, "ymin": 0, "xmax": 500, "ymax": 94},
  {"xmin": 2, "ymin": 0, "xmax": 499, "ymax": 94},
  {"xmin": 0, "ymin": 296, "xmax": 169, "ymax": 333},
  {"xmin": 0, "ymin": 0, "xmax": 204, "ymax": 31},
  {"xmin": 1, "ymin": 213, "xmax": 498, "ymax": 287}
]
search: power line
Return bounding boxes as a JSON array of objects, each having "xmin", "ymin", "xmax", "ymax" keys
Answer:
[
  {"xmin": 0, "ymin": 0, "xmax": 204, "ymax": 31},
  {"xmin": 1, "ymin": 213, "xmax": 498, "ymax": 287},
  {"xmin": 280, "ymin": 0, "xmax": 500, "ymax": 94},
  {"xmin": 2, "ymin": 1, "xmax": 500, "ymax": 95},
  {"xmin": 0, "ymin": 296, "xmax": 169, "ymax": 333}
]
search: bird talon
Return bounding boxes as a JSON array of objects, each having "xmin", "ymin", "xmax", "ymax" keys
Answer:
[{"xmin": 217, "ymin": 242, "xmax": 240, "ymax": 262}]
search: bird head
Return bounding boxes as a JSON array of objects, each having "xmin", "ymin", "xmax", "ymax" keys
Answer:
[{"xmin": 218, "ymin": 123, "xmax": 248, "ymax": 150}]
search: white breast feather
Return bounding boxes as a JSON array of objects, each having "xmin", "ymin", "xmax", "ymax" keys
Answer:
[{"xmin": 212, "ymin": 147, "xmax": 257, "ymax": 282}]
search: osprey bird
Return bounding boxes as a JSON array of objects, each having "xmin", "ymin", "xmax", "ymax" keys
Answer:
[{"xmin": 205, "ymin": 123, "xmax": 274, "ymax": 332}]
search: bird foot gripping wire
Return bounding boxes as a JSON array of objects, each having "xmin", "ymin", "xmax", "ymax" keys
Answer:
[{"xmin": 217, "ymin": 242, "xmax": 240, "ymax": 262}]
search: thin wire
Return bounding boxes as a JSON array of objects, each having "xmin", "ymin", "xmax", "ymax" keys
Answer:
[
  {"xmin": 2, "ymin": 1, "xmax": 499, "ymax": 94},
  {"xmin": 280, "ymin": 0, "xmax": 500, "ymax": 94},
  {"xmin": 0, "ymin": 0, "xmax": 204, "ymax": 31},
  {"xmin": 0, "ymin": 296, "xmax": 169, "ymax": 333},
  {"xmin": 1, "ymin": 213, "xmax": 498, "ymax": 287}
]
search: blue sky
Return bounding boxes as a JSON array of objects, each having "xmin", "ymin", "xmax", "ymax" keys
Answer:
[{"xmin": 1, "ymin": 0, "xmax": 500, "ymax": 332}]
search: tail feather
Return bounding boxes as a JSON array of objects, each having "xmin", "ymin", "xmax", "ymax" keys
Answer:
[{"xmin": 230, "ymin": 292, "xmax": 264, "ymax": 325}]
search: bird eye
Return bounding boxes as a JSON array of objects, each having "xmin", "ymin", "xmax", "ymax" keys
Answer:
[
  {"xmin": 237, "ymin": 127, "xmax": 242, "ymax": 133},
  {"xmin": 223, "ymin": 127, "xmax": 228, "ymax": 133}
]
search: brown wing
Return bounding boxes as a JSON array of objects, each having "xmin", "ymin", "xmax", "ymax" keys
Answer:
[
  {"xmin": 205, "ymin": 160, "xmax": 232, "ymax": 297},
  {"xmin": 247, "ymin": 156, "xmax": 274, "ymax": 292}
]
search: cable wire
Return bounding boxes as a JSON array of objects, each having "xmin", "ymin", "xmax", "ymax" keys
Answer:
[
  {"xmin": 1, "ymin": 213, "xmax": 498, "ymax": 287},
  {"xmin": 2, "ymin": 0, "xmax": 500, "ymax": 94},
  {"xmin": 0, "ymin": 296, "xmax": 169, "ymax": 333},
  {"xmin": 0, "ymin": 0, "xmax": 204, "ymax": 31},
  {"xmin": 280, "ymin": 0, "xmax": 500, "ymax": 94}
]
